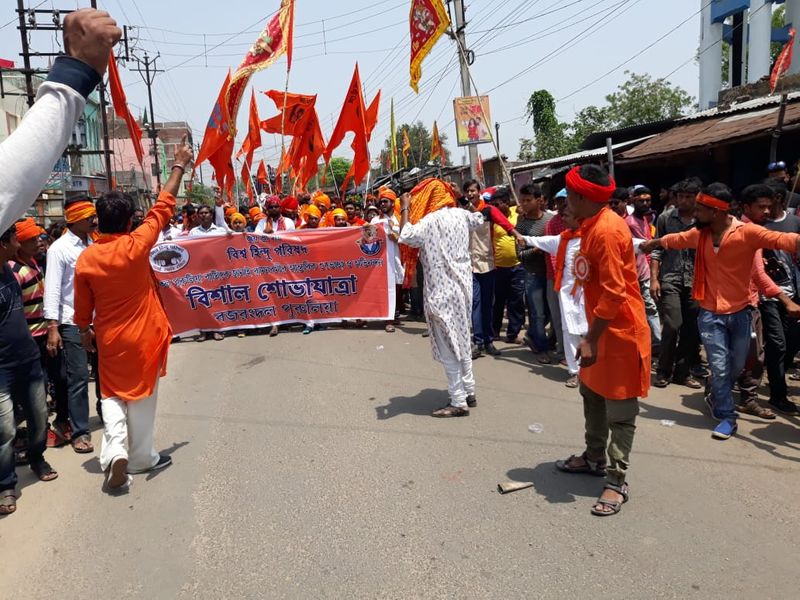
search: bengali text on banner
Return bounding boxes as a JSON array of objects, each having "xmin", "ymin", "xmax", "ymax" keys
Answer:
[{"xmin": 149, "ymin": 226, "xmax": 392, "ymax": 335}]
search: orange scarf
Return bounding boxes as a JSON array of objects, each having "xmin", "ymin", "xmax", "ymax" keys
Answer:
[{"xmin": 554, "ymin": 229, "xmax": 581, "ymax": 292}]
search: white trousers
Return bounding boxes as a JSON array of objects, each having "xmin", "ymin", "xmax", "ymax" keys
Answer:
[
  {"xmin": 99, "ymin": 384, "xmax": 160, "ymax": 473},
  {"xmin": 441, "ymin": 356, "xmax": 476, "ymax": 408},
  {"xmin": 563, "ymin": 329, "xmax": 582, "ymax": 376}
]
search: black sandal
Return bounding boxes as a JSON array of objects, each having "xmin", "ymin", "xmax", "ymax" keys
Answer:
[
  {"xmin": 590, "ymin": 482, "xmax": 630, "ymax": 516},
  {"xmin": 0, "ymin": 489, "xmax": 16, "ymax": 515},
  {"xmin": 555, "ymin": 451, "xmax": 607, "ymax": 476},
  {"xmin": 30, "ymin": 460, "xmax": 58, "ymax": 482}
]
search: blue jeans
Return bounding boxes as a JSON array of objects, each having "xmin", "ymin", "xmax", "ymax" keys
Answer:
[
  {"xmin": 472, "ymin": 271, "xmax": 496, "ymax": 346},
  {"xmin": 0, "ymin": 360, "xmax": 49, "ymax": 491},
  {"xmin": 523, "ymin": 272, "xmax": 548, "ymax": 350},
  {"xmin": 60, "ymin": 324, "xmax": 90, "ymax": 438},
  {"xmin": 698, "ymin": 308, "xmax": 752, "ymax": 423}
]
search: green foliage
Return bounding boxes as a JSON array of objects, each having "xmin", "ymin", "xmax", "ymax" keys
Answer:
[
  {"xmin": 382, "ymin": 120, "xmax": 451, "ymax": 168},
  {"xmin": 185, "ymin": 181, "xmax": 214, "ymax": 205},
  {"xmin": 518, "ymin": 72, "xmax": 695, "ymax": 160},
  {"xmin": 321, "ymin": 156, "xmax": 352, "ymax": 185}
]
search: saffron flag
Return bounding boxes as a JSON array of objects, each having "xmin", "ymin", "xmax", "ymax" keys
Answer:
[
  {"xmin": 259, "ymin": 90, "xmax": 316, "ymax": 136},
  {"xmin": 237, "ymin": 89, "xmax": 262, "ymax": 162},
  {"xmin": 402, "ymin": 127, "xmax": 411, "ymax": 168},
  {"xmin": 390, "ymin": 98, "xmax": 398, "ymax": 172},
  {"xmin": 242, "ymin": 161, "xmax": 255, "ymax": 202},
  {"xmin": 107, "ymin": 51, "xmax": 144, "ymax": 166},
  {"xmin": 195, "ymin": 71, "xmax": 236, "ymax": 201},
  {"xmin": 409, "ymin": 0, "xmax": 450, "ymax": 93},
  {"xmin": 325, "ymin": 64, "xmax": 369, "ymax": 185},
  {"xmin": 340, "ymin": 90, "xmax": 381, "ymax": 190},
  {"xmin": 226, "ymin": 0, "xmax": 295, "ymax": 132},
  {"xmin": 257, "ymin": 159, "xmax": 268, "ymax": 185},
  {"xmin": 430, "ymin": 120, "xmax": 442, "ymax": 162},
  {"xmin": 771, "ymin": 27, "xmax": 796, "ymax": 94}
]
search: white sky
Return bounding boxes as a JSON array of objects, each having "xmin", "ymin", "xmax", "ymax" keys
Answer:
[{"xmin": 0, "ymin": 0, "xmax": 704, "ymax": 174}]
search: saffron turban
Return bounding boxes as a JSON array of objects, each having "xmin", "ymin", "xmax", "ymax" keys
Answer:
[
  {"xmin": 16, "ymin": 218, "xmax": 44, "ymax": 242},
  {"xmin": 248, "ymin": 207, "xmax": 263, "ymax": 221},
  {"xmin": 377, "ymin": 186, "xmax": 398, "ymax": 202},
  {"xmin": 224, "ymin": 206, "xmax": 236, "ymax": 217},
  {"xmin": 312, "ymin": 191, "xmax": 331, "ymax": 210},
  {"xmin": 65, "ymin": 200, "xmax": 96, "ymax": 224},
  {"xmin": 565, "ymin": 166, "xmax": 616, "ymax": 203},
  {"xmin": 305, "ymin": 205, "xmax": 321, "ymax": 219},
  {"xmin": 266, "ymin": 195, "xmax": 281, "ymax": 207},
  {"xmin": 331, "ymin": 208, "xmax": 348, "ymax": 220},
  {"xmin": 230, "ymin": 212, "xmax": 246, "ymax": 226}
]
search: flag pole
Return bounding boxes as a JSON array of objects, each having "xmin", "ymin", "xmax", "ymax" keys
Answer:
[{"xmin": 329, "ymin": 162, "xmax": 340, "ymax": 199}]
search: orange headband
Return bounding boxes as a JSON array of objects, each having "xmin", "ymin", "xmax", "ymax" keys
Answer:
[
  {"xmin": 696, "ymin": 192, "xmax": 728, "ymax": 211},
  {"xmin": 15, "ymin": 218, "xmax": 45, "ymax": 242},
  {"xmin": 65, "ymin": 201, "xmax": 96, "ymax": 224}
]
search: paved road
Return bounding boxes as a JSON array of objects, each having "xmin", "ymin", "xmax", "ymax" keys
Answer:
[{"xmin": 3, "ymin": 322, "xmax": 800, "ymax": 599}]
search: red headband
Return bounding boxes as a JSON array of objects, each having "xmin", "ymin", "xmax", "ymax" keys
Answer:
[
  {"xmin": 565, "ymin": 166, "xmax": 616, "ymax": 203},
  {"xmin": 696, "ymin": 192, "xmax": 728, "ymax": 211}
]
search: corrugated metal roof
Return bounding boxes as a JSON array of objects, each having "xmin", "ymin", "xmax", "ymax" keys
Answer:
[
  {"xmin": 678, "ymin": 90, "xmax": 800, "ymax": 122},
  {"xmin": 509, "ymin": 135, "xmax": 655, "ymax": 173},
  {"xmin": 619, "ymin": 103, "xmax": 800, "ymax": 161}
]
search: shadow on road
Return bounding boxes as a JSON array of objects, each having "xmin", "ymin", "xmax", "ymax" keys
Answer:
[
  {"xmin": 375, "ymin": 388, "xmax": 447, "ymax": 420},
  {"xmin": 490, "ymin": 346, "xmax": 570, "ymax": 385},
  {"xmin": 79, "ymin": 440, "xmax": 190, "ymax": 478},
  {"xmin": 506, "ymin": 463, "xmax": 600, "ymax": 504}
]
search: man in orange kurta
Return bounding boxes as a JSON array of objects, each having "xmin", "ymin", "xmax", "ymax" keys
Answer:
[
  {"xmin": 74, "ymin": 141, "xmax": 192, "ymax": 491},
  {"xmin": 553, "ymin": 164, "xmax": 650, "ymax": 517}
]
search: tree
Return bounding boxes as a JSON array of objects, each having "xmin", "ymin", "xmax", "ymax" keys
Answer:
[
  {"xmin": 517, "ymin": 72, "xmax": 694, "ymax": 160},
  {"xmin": 382, "ymin": 120, "xmax": 451, "ymax": 169},
  {"xmin": 185, "ymin": 181, "xmax": 214, "ymax": 205},
  {"xmin": 519, "ymin": 90, "xmax": 573, "ymax": 161},
  {"xmin": 318, "ymin": 156, "xmax": 352, "ymax": 187}
]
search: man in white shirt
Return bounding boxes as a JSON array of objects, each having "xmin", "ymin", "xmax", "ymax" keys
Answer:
[
  {"xmin": 43, "ymin": 199, "xmax": 97, "ymax": 453},
  {"xmin": 254, "ymin": 196, "xmax": 295, "ymax": 234},
  {"xmin": 371, "ymin": 190, "xmax": 405, "ymax": 332},
  {"xmin": 189, "ymin": 205, "xmax": 228, "ymax": 237}
]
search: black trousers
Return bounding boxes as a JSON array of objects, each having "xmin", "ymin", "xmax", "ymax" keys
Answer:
[
  {"xmin": 657, "ymin": 281, "xmax": 700, "ymax": 381},
  {"xmin": 759, "ymin": 300, "xmax": 800, "ymax": 403},
  {"xmin": 492, "ymin": 264, "xmax": 526, "ymax": 339}
]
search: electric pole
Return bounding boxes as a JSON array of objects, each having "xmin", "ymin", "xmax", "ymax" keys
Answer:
[
  {"xmin": 131, "ymin": 52, "xmax": 164, "ymax": 188},
  {"xmin": 451, "ymin": 0, "xmax": 478, "ymax": 180}
]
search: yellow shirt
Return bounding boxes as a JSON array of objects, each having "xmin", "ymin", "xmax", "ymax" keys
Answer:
[{"xmin": 492, "ymin": 206, "xmax": 519, "ymax": 268}]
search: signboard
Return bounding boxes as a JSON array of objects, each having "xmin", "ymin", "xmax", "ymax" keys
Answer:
[
  {"xmin": 453, "ymin": 95, "xmax": 492, "ymax": 146},
  {"xmin": 150, "ymin": 227, "xmax": 393, "ymax": 336}
]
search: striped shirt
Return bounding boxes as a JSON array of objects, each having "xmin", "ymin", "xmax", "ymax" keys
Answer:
[{"xmin": 8, "ymin": 257, "xmax": 46, "ymax": 337}]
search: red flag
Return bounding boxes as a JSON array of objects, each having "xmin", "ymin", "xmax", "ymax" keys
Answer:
[
  {"xmin": 242, "ymin": 162, "xmax": 254, "ymax": 202},
  {"xmin": 260, "ymin": 90, "xmax": 316, "ymax": 136},
  {"xmin": 409, "ymin": 0, "xmax": 450, "ymax": 93},
  {"xmin": 107, "ymin": 51, "xmax": 144, "ymax": 166},
  {"xmin": 771, "ymin": 27, "xmax": 796, "ymax": 94},
  {"xmin": 257, "ymin": 159, "xmax": 268, "ymax": 185},
  {"xmin": 226, "ymin": 0, "xmax": 295, "ymax": 132},
  {"xmin": 195, "ymin": 71, "xmax": 236, "ymax": 201}
]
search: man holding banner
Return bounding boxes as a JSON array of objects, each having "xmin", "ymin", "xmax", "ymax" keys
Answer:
[{"xmin": 73, "ymin": 140, "xmax": 194, "ymax": 492}]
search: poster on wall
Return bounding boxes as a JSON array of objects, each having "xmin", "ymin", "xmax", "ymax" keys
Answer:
[{"xmin": 453, "ymin": 95, "xmax": 492, "ymax": 146}]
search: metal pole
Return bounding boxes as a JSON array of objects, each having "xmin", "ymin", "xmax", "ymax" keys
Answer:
[
  {"xmin": 143, "ymin": 53, "xmax": 161, "ymax": 188},
  {"xmin": 16, "ymin": 0, "xmax": 35, "ymax": 107},
  {"xmin": 494, "ymin": 122, "xmax": 500, "ymax": 152},
  {"xmin": 452, "ymin": 0, "xmax": 478, "ymax": 179},
  {"xmin": 606, "ymin": 137, "xmax": 615, "ymax": 179}
]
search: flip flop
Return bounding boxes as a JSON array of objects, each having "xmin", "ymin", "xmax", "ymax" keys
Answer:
[{"xmin": 0, "ymin": 490, "xmax": 16, "ymax": 515}]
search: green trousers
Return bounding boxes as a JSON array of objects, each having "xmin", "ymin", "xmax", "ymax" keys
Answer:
[{"xmin": 581, "ymin": 383, "xmax": 639, "ymax": 486}]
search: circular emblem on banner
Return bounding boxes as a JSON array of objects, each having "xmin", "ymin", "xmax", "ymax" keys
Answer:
[
  {"xmin": 358, "ymin": 224, "xmax": 383, "ymax": 257},
  {"xmin": 150, "ymin": 243, "xmax": 189, "ymax": 273}
]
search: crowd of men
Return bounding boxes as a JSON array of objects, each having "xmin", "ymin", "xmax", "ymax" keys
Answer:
[{"xmin": 2, "ymin": 7, "xmax": 800, "ymax": 519}]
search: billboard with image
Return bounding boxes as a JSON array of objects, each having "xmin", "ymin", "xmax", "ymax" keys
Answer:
[{"xmin": 453, "ymin": 95, "xmax": 492, "ymax": 146}]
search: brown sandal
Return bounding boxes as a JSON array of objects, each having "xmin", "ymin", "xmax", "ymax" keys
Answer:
[
  {"xmin": 555, "ymin": 451, "xmax": 607, "ymax": 476},
  {"xmin": 590, "ymin": 482, "xmax": 629, "ymax": 516},
  {"xmin": 30, "ymin": 460, "xmax": 58, "ymax": 482},
  {"xmin": 736, "ymin": 399, "xmax": 776, "ymax": 420},
  {"xmin": 431, "ymin": 405, "xmax": 469, "ymax": 418},
  {"xmin": 71, "ymin": 434, "xmax": 94, "ymax": 454}
]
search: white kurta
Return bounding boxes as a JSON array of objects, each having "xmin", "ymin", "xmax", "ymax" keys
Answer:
[
  {"xmin": 371, "ymin": 214, "xmax": 405, "ymax": 285},
  {"xmin": 400, "ymin": 208, "xmax": 484, "ymax": 363}
]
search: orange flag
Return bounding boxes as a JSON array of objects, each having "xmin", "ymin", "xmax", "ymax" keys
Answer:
[
  {"xmin": 260, "ymin": 90, "xmax": 316, "ymax": 136},
  {"xmin": 237, "ymin": 89, "xmax": 262, "ymax": 162},
  {"xmin": 341, "ymin": 90, "xmax": 381, "ymax": 189},
  {"xmin": 256, "ymin": 159, "xmax": 268, "ymax": 185},
  {"xmin": 430, "ymin": 120, "xmax": 442, "ymax": 162},
  {"xmin": 476, "ymin": 152, "xmax": 485, "ymax": 184},
  {"xmin": 771, "ymin": 27, "xmax": 796, "ymax": 93},
  {"xmin": 241, "ymin": 161, "xmax": 254, "ymax": 202},
  {"xmin": 409, "ymin": 0, "xmax": 450, "ymax": 93},
  {"xmin": 227, "ymin": 0, "xmax": 296, "ymax": 132},
  {"xmin": 325, "ymin": 64, "xmax": 369, "ymax": 184},
  {"xmin": 195, "ymin": 71, "xmax": 236, "ymax": 201},
  {"xmin": 107, "ymin": 51, "xmax": 144, "ymax": 166},
  {"xmin": 402, "ymin": 127, "xmax": 411, "ymax": 168}
]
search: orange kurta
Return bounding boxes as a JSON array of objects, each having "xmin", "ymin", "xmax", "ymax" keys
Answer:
[
  {"xmin": 74, "ymin": 193, "xmax": 175, "ymax": 401},
  {"xmin": 578, "ymin": 207, "xmax": 650, "ymax": 400}
]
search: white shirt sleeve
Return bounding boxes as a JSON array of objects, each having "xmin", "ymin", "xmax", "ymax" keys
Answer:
[
  {"xmin": 522, "ymin": 234, "xmax": 561, "ymax": 255},
  {"xmin": 0, "ymin": 82, "xmax": 87, "ymax": 233},
  {"xmin": 254, "ymin": 219, "xmax": 266, "ymax": 234},
  {"xmin": 284, "ymin": 217, "xmax": 295, "ymax": 231},
  {"xmin": 43, "ymin": 239, "xmax": 66, "ymax": 322}
]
